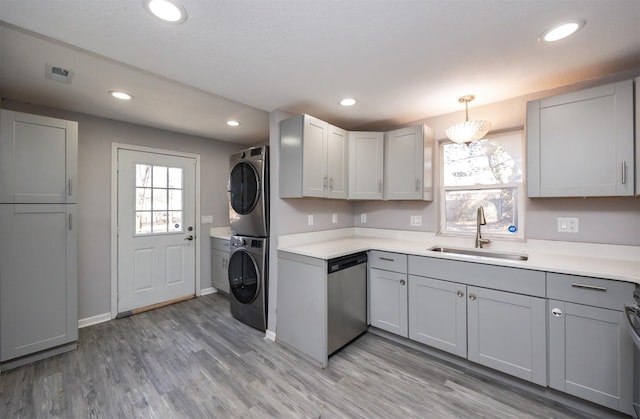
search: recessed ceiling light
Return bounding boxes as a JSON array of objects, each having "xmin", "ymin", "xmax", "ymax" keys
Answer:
[
  {"xmin": 340, "ymin": 98, "xmax": 357, "ymax": 107},
  {"xmin": 144, "ymin": 0, "xmax": 187, "ymax": 23},
  {"xmin": 110, "ymin": 90, "xmax": 133, "ymax": 100},
  {"xmin": 227, "ymin": 120, "xmax": 241, "ymax": 127},
  {"xmin": 540, "ymin": 20, "xmax": 585, "ymax": 42}
]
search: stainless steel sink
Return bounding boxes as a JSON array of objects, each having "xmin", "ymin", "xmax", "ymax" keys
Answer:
[{"xmin": 429, "ymin": 246, "xmax": 529, "ymax": 261}]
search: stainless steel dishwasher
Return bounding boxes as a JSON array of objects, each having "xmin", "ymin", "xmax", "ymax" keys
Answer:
[{"xmin": 327, "ymin": 252, "xmax": 368, "ymax": 355}]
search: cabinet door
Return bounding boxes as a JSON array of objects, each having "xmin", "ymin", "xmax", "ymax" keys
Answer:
[
  {"xmin": 384, "ymin": 126, "xmax": 423, "ymax": 200},
  {"xmin": 211, "ymin": 249, "xmax": 229, "ymax": 294},
  {"xmin": 408, "ymin": 276, "xmax": 466, "ymax": 358},
  {"xmin": 326, "ymin": 124, "xmax": 348, "ymax": 199},
  {"xmin": 302, "ymin": 115, "xmax": 328, "ymax": 198},
  {"xmin": 369, "ymin": 268, "xmax": 408, "ymax": 337},
  {"xmin": 527, "ymin": 79, "xmax": 634, "ymax": 197},
  {"xmin": 467, "ymin": 287, "xmax": 546, "ymax": 386},
  {"xmin": 548, "ymin": 300, "xmax": 633, "ymax": 414},
  {"xmin": 0, "ymin": 204, "xmax": 77, "ymax": 361},
  {"xmin": 0, "ymin": 110, "xmax": 78, "ymax": 204},
  {"xmin": 348, "ymin": 132, "xmax": 384, "ymax": 199}
]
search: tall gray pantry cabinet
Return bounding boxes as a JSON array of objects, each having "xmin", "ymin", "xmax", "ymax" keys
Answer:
[{"xmin": 0, "ymin": 110, "xmax": 78, "ymax": 371}]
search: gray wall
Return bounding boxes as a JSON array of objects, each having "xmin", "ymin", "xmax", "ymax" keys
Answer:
[
  {"xmin": 269, "ymin": 73, "xmax": 640, "ymax": 247},
  {"xmin": 1, "ymin": 99, "xmax": 246, "ymax": 320}
]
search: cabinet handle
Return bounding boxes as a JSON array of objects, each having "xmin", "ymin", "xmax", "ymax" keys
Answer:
[
  {"xmin": 468, "ymin": 293, "xmax": 477, "ymax": 301},
  {"xmin": 400, "ymin": 279, "xmax": 406, "ymax": 285},
  {"xmin": 68, "ymin": 179, "xmax": 72, "ymax": 196},
  {"xmin": 379, "ymin": 257, "xmax": 395, "ymax": 262},
  {"xmin": 69, "ymin": 213, "xmax": 72, "ymax": 230},
  {"xmin": 551, "ymin": 308, "xmax": 563, "ymax": 317},
  {"xmin": 456, "ymin": 290, "xmax": 464, "ymax": 297},
  {"xmin": 571, "ymin": 283, "xmax": 606, "ymax": 292},
  {"xmin": 378, "ymin": 180, "xmax": 382, "ymax": 194},
  {"xmin": 415, "ymin": 178, "xmax": 420, "ymax": 192},
  {"xmin": 621, "ymin": 161, "xmax": 627, "ymax": 185}
]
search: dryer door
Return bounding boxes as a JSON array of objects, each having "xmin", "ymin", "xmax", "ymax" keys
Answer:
[
  {"xmin": 229, "ymin": 162, "xmax": 260, "ymax": 215},
  {"xmin": 228, "ymin": 249, "xmax": 260, "ymax": 304}
]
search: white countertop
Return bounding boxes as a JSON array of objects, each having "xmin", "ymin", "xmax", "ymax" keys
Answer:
[
  {"xmin": 277, "ymin": 228, "xmax": 640, "ymax": 285},
  {"xmin": 209, "ymin": 226, "xmax": 231, "ymax": 240}
]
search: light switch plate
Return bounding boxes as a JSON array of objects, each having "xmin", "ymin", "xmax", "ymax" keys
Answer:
[
  {"xmin": 557, "ymin": 217, "xmax": 579, "ymax": 233},
  {"xmin": 308, "ymin": 214, "xmax": 314, "ymax": 226},
  {"xmin": 410, "ymin": 215, "xmax": 422, "ymax": 226},
  {"xmin": 332, "ymin": 213, "xmax": 338, "ymax": 224},
  {"xmin": 361, "ymin": 213, "xmax": 367, "ymax": 223},
  {"xmin": 201, "ymin": 215, "xmax": 213, "ymax": 224}
]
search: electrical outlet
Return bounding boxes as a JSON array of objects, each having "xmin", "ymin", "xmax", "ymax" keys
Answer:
[
  {"xmin": 361, "ymin": 213, "xmax": 367, "ymax": 223},
  {"xmin": 307, "ymin": 214, "xmax": 314, "ymax": 226},
  {"xmin": 201, "ymin": 215, "xmax": 213, "ymax": 224},
  {"xmin": 557, "ymin": 217, "xmax": 579, "ymax": 233},
  {"xmin": 410, "ymin": 215, "xmax": 422, "ymax": 226}
]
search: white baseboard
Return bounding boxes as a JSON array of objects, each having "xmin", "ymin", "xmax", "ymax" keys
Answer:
[
  {"xmin": 78, "ymin": 312, "xmax": 112, "ymax": 329},
  {"xmin": 200, "ymin": 287, "xmax": 218, "ymax": 296},
  {"xmin": 264, "ymin": 329, "xmax": 276, "ymax": 342}
]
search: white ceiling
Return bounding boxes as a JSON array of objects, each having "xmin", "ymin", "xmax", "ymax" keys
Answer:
[{"xmin": 1, "ymin": 0, "xmax": 639, "ymax": 144}]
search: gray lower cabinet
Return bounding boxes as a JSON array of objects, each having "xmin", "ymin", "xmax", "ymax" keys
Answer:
[
  {"xmin": 547, "ymin": 273, "xmax": 634, "ymax": 414},
  {"xmin": 408, "ymin": 275, "xmax": 466, "ymax": 358},
  {"xmin": 467, "ymin": 286, "xmax": 546, "ymax": 386},
  {"xmin": 368, "ymin": 251, "xmax": 408, "ymax": 337},
  {"xmin": 369, "ymin": 268, "xmax": 408, "ymax": 337},
  {"xmin": 0, "ymin": 204, "xmax": 77, "ymax": 364},
  {"xmin": 210, "ymin": 238, "xmax": 230, "ymax": 294},
  {"xmin": 276, "ymin": 251, "xmax": 328, "ymax": 367},
  {"xmin": 408, "ymin": 274, "xmax": 546, "ymax": 386}
]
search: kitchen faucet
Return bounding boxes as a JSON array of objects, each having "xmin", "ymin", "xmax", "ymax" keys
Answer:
[{"xmin": 475, "ymin": 205, "xmax": 491, "ymax": 248}]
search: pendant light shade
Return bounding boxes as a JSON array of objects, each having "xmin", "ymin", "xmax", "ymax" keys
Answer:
[{"xmin": 445, "ymin": 95, "xmax": 491, "ymax": 144}]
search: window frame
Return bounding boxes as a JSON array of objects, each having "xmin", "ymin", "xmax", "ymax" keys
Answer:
[{"xmin": 438, "ymin": 130, "xmax": 525, "ymax": 241}]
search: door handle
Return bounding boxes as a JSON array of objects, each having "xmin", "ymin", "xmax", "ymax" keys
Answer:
[{"xmin": 184, "ymin": 235, "xmax": 194, "ymax": 241}]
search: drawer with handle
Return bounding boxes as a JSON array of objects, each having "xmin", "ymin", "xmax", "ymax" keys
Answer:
[
  {"xmin": 368, "ymin": 250, "xmax": 407, "ymax": 273},
  {"xmin": 547, "ymin": 272, "xmax": 634, "ymax": 310}
]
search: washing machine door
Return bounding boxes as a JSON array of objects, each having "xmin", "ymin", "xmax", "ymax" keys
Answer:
[
  {"xmin": 228, "ymin": 249, "xmax": 260, "ymax": 304},
  {"xmin": 229, "ymin": 162, "xmax": 260, "ymax": 215}
]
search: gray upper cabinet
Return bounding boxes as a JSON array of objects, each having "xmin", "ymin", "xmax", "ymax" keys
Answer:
[
  {"xmin": 348, "ymin": 131, "xmax": 384, "ymax": 200},
  {"xmin": 527, "ymin": 79, "xmax": 635, "ymax": 197},
  {"xmin": 0, "ymin": 110, "xmax": 78, "ymax": 204},
  {"xmin": 279, "ymin": 114, "xmax": 348, "ymax": 199},
  {"xmin": 384, "ymin": 125, "xmax": 434, "ymax": 200}
]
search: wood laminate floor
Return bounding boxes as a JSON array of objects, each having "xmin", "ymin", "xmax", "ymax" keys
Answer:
[{"xmin": 0, "ymin": 294, "xmax": 616, "ymax": 418}]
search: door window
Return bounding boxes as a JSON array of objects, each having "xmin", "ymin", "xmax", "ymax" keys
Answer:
[{"xmin": 135, "ymin": 164, "xmax": 184, "ymax": 235}]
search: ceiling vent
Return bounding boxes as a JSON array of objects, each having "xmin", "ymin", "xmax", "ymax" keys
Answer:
[{"xmin": 45, "ymin": 63, "xmax": 74, "ymax": 84}]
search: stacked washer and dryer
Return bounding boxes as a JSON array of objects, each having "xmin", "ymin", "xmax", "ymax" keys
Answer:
[{"xmin": 227, "ymin": 146, "xmax": 269, "ymax": 332}]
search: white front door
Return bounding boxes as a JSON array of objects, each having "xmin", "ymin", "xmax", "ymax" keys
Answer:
[{"xmin": 117, "ymin": 148, "xmax": 196, "ymax": 313}]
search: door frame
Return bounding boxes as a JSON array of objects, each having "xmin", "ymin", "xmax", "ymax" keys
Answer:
[{"xmin": 110, "ymin": 143, "xmax": 201, "ymax": 319}]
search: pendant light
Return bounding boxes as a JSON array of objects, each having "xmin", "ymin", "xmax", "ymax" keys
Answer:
[{"xmin": 445, "ymin": 95, "xmax": 491, "ymax": 145}]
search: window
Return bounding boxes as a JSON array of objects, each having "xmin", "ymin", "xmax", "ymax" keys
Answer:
[
  {"xmin": 135, "ymin": 164, "xmax": 183, "ymax": 235},
  {"xmin": 440, "ymin": 130, "xmax": 524, "ymax": 239}
]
